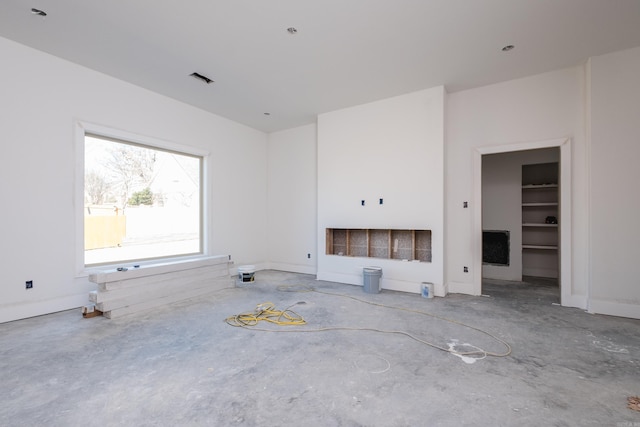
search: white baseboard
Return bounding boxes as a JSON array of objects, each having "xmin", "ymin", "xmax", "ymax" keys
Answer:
[
  {"xmin": 561, "ymin": 294, "xmax": 587, "ymax": 310},
  {"xmin": 230, "ymin": 262, "xmax": 270, "ymax": 275},
  {"xmin": 588, "ymin": 298, "xmax": 640, "ymax": 320},
  {"xmin": 267, "ymin": 262, "xmax": 317, "ymax": 275},
  {"xmin": 0, "ymin": 294, "xmax": 88, "ymax": 324},
  {"xmin": 522, "ymin": 267, "xmax": 558, "ymax": 278},
  {"xmin": 317, "ymin": 271, "xmax": 447, "ymax": 297},
  {"xmin": 317, "ymin": 271, "xmax": 360, "ymax": 286},
  {"xmin": 447, "ymin": 281, "xmax": 478, "ymax": 296}
]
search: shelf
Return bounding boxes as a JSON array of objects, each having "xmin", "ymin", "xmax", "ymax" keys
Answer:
[
  {"xmin": 522, "ymin": 162, "xmax": 559, "ymax": 278},
  {"xmin": 523, "ymin": 245, "xmax": 558, "ymax": 250},
  {"xmin": 522, "ymin": 202, "xmax": 558, "ymax": 207},
  {"xmin": 522, "ymin": 184, "xmax": 558, "ymax": 189}
]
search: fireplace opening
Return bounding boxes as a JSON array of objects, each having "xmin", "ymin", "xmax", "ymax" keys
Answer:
[{"xmin": 483, "ymin": 230, "xmax": 510, "ymax": 266}]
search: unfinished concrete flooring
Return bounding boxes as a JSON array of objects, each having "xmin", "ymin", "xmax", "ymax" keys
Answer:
[{"xmin": 1, "ymin": 271, "xmax": 639, "ymax": 426}]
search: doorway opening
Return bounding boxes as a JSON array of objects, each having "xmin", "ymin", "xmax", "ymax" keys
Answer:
[
  {"xmin": 472, "ymin": 138, "xmax": 572, "ymax": 306},
  {"xmin": 481, "ymin": 149, "xmax": 560, "ymax": 301}
]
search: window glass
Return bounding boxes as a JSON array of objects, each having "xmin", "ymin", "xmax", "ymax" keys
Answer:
[{"xmin": 84, "ymin": 134, "xmax": 201, "ymax": 266}]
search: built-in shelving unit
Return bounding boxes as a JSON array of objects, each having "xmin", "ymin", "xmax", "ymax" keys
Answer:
[
  {"xmin": 522, "ymin": 163, "xmax": 559, "ymax": 278},
  {"xmin": 326, "ymin": 228, "xmax": 432, "ymax": 262}
]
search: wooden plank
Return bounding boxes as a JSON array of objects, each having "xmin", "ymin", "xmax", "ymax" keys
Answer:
[
  {"xmin": 93, "ymin": 267, "xmax": 226, "ymax": 303},
  {"xmin": 82, "ymin": 304, "xmax": 103, "ymax": 318},
  {"xmin": 98, "ymin": 262, "xmax": 230, "ymax": 291},
  {"xmin": 83, "ymin": 310, "xmax": 103, "ymax": 318},
  {"xmin": 99, "ymin": 262, "xmax": 230, "ymax": 291},
  {"xmin": 103, "ymin": 283, "xmax": 228, "ymax": 319},
  {"xmin": 97, "ymin": 276, "xmax": 232, "ymax": 312},
  {"xmin": 366, "ymin": 229, "xmax": 371, "ymax": 257},
  {"xmin": 411, "ymin": 230, "xmax": 416, "ymax": 260},
  {"xmin": 89, "ymin": 255, "xmax": 230, "ymax": 284}
]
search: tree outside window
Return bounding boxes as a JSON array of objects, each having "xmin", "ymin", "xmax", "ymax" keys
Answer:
[{"xmin": 84, "ymin": 134, "xmax": 202, "ymax": 266}]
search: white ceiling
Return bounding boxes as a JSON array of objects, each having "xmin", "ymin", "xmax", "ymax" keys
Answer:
[{"xmin": 2, "ymin": 1, "xmax": 640, "ymax": 133}]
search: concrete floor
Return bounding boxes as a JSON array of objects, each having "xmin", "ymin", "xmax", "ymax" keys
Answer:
[{"xmin": 1, "ymin": 271, "xmax": 639, "ymax": 426}]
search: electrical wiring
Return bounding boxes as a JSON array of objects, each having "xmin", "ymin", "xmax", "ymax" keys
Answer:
[
  {"xmin": 225, "ymin": 284, "xmax": 512, "ymax": 359},
  {"xmin": 225, "ymin": 302, "xmax": 306, "ymax": 327},
  {"xmin": 290, "ymin": 285, "xmax": 511, "ymax": 357}
]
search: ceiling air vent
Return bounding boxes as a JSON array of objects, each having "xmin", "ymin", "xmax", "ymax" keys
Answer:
[
  {"xmin": 31, "ymin": 8, "xmax": 47, "ymax": 17},
  {"xmin": 190, "ymin": 72, "xmax": 214, "ymax": 84}
]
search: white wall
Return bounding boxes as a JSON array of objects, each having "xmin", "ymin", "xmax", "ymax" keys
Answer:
[
  {"xmin": 267, "ymin": 124, "xmax": 317, "ymax": 274},
  {"xmin": 588, "ymin": 46, "xmax": 640, "ymax": 319},
  {"xmin": 0, "ymin": 37, "xmax": 268, "ymax": 323},
  {"xmin": 482, "ymin": 149, "xmax": 559, "ymax": 281},
  {"xmin": 317, "ymin": 87, "xmax": 445, "ymax": 295},
  {"xmin": 446, "ymin": 66, "xmax": 588, "ymax": 308}
]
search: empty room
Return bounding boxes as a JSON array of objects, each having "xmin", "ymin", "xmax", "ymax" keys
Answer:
[{"xmin": 1, "ymin": 1, "xmax": 640, "ymax": 426}]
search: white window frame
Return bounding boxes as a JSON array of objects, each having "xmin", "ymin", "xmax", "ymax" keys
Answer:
[{"xmin": 75, "ymin": 121, "xmax": 211, "ymax": 276}]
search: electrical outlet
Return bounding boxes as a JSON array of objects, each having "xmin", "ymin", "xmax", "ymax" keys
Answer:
[
  {"xmin": 25, "ymin": 280, "xmax": 33, "ymax": 289},
  {"xmin": 361, "ymin": 200, "xmax": 365, "ymax": 206},
  {"xmin": 379, "ymin": 198, "xmax": 383, "ymax": 205},
  {"xmin": 463, "ymin": 266, "xmax": 469, "ymax": 273},
  {"xmin": 307, "ymin": 253, "xmax": 311, "ymax": 259}
]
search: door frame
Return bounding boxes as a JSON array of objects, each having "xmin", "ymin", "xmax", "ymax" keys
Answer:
[{"xmin": 472, "ymin": 138, "xmax": 572, "ymax": 305}]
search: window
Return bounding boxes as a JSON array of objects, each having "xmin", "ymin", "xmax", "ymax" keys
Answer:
[{"xmin": 83, "ymin": 132, "xmax": 203, "ymax": 266}]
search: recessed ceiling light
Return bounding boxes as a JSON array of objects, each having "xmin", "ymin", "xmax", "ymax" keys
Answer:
[
  {"xmin": 190, "ymin": 72, "xmax": 214, "ymax": 84},
  {"xmin": 502, "ymin": 45, "xmax": 515, "ymax": 52},
  {"xmin": 287, "ymin": 27, "xmax": 298, "ymax": 34},
  {"xmin": 31, "ymin": 8, "xmax": 47, "ymax": 17}
]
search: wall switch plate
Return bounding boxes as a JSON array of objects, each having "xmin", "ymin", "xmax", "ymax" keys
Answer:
[{"xmin": 25, "ymin": 280, "xmax": 33, "ymax": 289}]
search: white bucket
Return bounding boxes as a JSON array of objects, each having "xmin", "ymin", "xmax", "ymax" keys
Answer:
[
  {"xmin": 237, "ymin": 265, "xmax": 256, "ymax": 283},
  {"xmin": 421, "ymin": 282, "xmax": 434, "ymax": 299}
]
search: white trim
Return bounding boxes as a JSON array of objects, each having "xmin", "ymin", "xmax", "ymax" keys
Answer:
[
  {"xmin": 447, "ymin": 281, "xmax": 478, "ymax": 295},
  {"xmin": 89, "ymin": 255, "xmax": 229, "ymax": 283},
  {"xmin": 563, "ymin": 294, "xmax": 587, "ymax": 310},
  {"xmin": 0, "ymin": 294, "xmax": 88, "ymax": 324},
  {"xmin": 316, "ymin": 271, "xmax": 359, "ymax": 286},
  {"xmin": 268, "ymin": 262, "xmax": 317, "ymax": 275},
  {"xmin": 584, "ymin": 59, "xmax": 594, "ymax": 313},
  {"xmin": 473, "ymin": 138, "xmax": 576, "ymax": 308},
  {"xmin": 77, "ymin": 121, "xmax": 210, "ymax": 157},
  {"xmin": 230, "ymin": 262, "xmax": 271, "ymax": 276},
  {"xmin": 317, "ymin": 271, "xmax": 447, "ymax": 297},
  {"xmin": 589, "ymin": 299, "xmax": 640, "ymax": 320},
  {"xmin": 74, "ymin": 120, "xmax": 211, "ymax": 277}
]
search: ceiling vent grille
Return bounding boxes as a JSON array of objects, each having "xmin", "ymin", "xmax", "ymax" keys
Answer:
[{"xmin": 190, "ymin": 72, "xmax": 214, "ymax": 84}]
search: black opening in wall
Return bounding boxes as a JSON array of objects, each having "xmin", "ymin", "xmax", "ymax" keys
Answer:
[{"xmin": 483, "ymin": 230, "xmax": 510, "ymax": 266}]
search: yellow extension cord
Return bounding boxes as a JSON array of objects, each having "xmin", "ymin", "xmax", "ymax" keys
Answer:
[
  {"xmin": 224, "ymin": 284, "xmax": 512, "ymax": 359},
  {"xmin": 225, "ymin": 301, "xmax": 307, "ymax": 327}
]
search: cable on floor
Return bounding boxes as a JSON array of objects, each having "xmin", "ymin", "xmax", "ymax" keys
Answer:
[
  {"xmin": 282, "ymin": 284, "xmax": 511, "ymax": 357},
  {"xmin": 225, "ymin": 301, "xmax": 306, "ymax": 327},
  {"xmin": 225, "ymin": 284, "xmax": 511, "ymax": 358}
]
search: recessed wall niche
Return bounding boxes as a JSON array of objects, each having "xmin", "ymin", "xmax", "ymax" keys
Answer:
[{"xmin": 326, "ymin": 228, "xmax": 432, "ymax": 262}]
